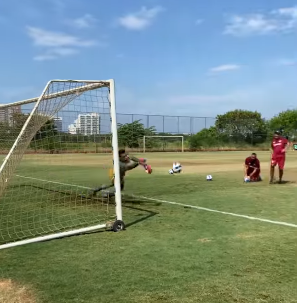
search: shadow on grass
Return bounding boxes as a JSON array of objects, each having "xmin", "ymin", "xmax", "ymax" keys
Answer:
[
  {"xmin": 5, "ymin": 184, "xmax": 159, "ymax": 237},
  {"xmin": 122, "ymin": 204, "xmax": 158, "ymax": 228},
  {"xmin": 271, "ymin": 180, "xmax": 296, "ymax": 185},
  {"xmin": 281, "ymin": 180, "xmax": 296, "ymax": 184}
]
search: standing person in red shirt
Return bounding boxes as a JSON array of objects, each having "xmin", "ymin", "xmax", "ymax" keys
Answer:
[
  {"xmin": 244, "ymin": 153, "xmax": 261, "ymax": 181},
  {"xmin": 270, "ymin": 131, "xmax": 288, "ymax": 184}
]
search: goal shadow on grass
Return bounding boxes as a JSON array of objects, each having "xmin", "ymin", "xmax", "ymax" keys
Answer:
[
  {"xmin": 7, "ymin": 183, "xmax": 159, "ymax": 231},
  {"xmin": 121, "ymin": 194, "xmax": 162, "ymax": 228}
]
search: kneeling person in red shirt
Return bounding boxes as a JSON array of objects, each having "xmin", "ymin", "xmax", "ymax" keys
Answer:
[
  {"xmin": 270, "ymin": 131, "xmax": 288, "ymax": 184},
  {"xmin": 244, "ymin": 153, "xmax": 261, "ymax": 181}
]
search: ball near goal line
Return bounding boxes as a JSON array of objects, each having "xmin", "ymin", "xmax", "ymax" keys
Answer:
[{"xmin": 0, "ymin": 79, "xmax": 124, "ymax": 250}]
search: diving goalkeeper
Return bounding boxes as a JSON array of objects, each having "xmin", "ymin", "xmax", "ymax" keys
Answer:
[{"xmin": 91, "ymin": 149, "xmax": 152, "ymax": 196}]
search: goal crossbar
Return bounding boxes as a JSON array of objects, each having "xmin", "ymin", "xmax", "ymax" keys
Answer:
[
  {"xmin": 0, "ymin": 80, "xmax": 111, "ymax": 108},
  {"xmin": 143, "ymin": 136, "xmax": 184, "ymax": 153}
]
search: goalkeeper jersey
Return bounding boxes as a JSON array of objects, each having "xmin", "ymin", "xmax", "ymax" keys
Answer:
[{"xmin": 119, "ymin": 156, "xmax": 139, "ymax": 180}]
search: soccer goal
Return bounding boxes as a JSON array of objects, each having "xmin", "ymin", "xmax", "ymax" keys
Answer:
[
  {"xmin": 0, "ymin": 79, "xmax": 124, "ymax": 250},
  {"xmin": 143, "ymin": 136, "xmax": 184, "ymax": 153}
]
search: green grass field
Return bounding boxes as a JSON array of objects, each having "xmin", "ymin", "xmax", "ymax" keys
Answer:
[{"xmin": 1, "ymin": 151, "xmax": 297, "ymax": 303}]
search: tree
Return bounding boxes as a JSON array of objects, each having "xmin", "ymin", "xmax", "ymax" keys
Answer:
[
  {"xmin": 34, "ymin": 118, "xmax": 58, "ymax": 141},
  {"xmin": 215, "ymin": 109, "xmax": 267, "ymax": 144},
  {"xmin": 268, "ymin": 110, "xmax": 297, "ymax": 139},
  {"xmin": 33, "ymin": 118, "xmax": 58, "ymax": 152},
  {"xmin": 0, "ymin": 122, "xmax": 13, "ymax": 150},
  {"xmin": 117, "ymin": 120, "xmax": 156, "ymax": 148},
  {"xmin": 10, "ymin": 112, "xmax": 28, "ymax": 132},
  {"xmin": 10, "ymin": 112, "xmax": 58, "ymax": 151},
  {"xmin": 10, "ymin": 113, "xmax": 57, "ymax": 139},
  {"xmin": 189, "ymin": 127, "xmax": 222, "ymax": 149}
]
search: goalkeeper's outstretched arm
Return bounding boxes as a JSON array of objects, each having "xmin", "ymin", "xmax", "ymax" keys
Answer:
[
  {"xmin": 119, "ymin": 150, "xmax": 146, "ymax": 171},
  {"xmin": 125, "ymin": 156, "xmax": 140, "ymax": 171},
  {"xmin": 125, "ymin": 155, "xmax": 147, "ymax": 171}
]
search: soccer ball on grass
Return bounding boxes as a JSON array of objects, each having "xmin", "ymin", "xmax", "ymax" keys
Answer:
[
  {"xmin": 206, "ymin": 175, "xmax": 213, "ymax": 181},
  {"xmin": 244, "ymin": 176, "xmax": 250, "ymax": 182}
]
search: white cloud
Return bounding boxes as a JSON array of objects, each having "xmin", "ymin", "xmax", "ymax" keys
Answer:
[
  {"xmin": 195, "ymin": 19, "xmax": 204, "ymax": 25},
  {"xmin": 274, "ymin": 7, "xmax": 297, "ymax": 19},
  {"xmin": 26, "ymin": 26, "xmax": 100, "ymax": 60},
  {"xmin": 276, "ymin": 59, "xmax": 297, "ymax": 66},
  {"xmin": 34, "ymin": 48, "xmax": 79, "ymax": 61},
  {"xmin": 66, "ymin": 14, "xmax": 97, "ymax": 29},
  {"xmin": 27, "ymin": 26, "xmax": 96, "ymax": 47},
  {"xmin": 166, "ymin": 85, "xmax": 288, "ymax": 117},
  {"xmin": 224, "ymin": 6, "xmax": 297, "ymax": 36},
  {"xmin": 118, "ymin": 6, "xmax": 164, "ymax": 30},
  {"xmin": 209, "ymin": 64, "xmax": 241, "ymax": 73},
  {"xmin": 115, "ymin": 82, "xmax": 294, "ymax": 118}
]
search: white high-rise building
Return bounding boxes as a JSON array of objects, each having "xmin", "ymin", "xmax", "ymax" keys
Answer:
[
  {"xmin": 68, "ymin": 124, "xmax": 77, "ymax": 135},
  {"xmin": 68, "ymin": 113, "xmax": 100, "ymax": 135},
  {"xmin": 0, "ymin": 104, "xmax": 21, "ymax": 125},
  {"xmin": 53, "ymin": 117, "xmax": 62, "ymax": 132}
]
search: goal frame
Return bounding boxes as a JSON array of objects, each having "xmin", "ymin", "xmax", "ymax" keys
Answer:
[
  {"xmin": 0, "ymin": 79, "xmax": 123, "ymax": 250},
  {"xmin": 143, "ymin": 136, "xmax": 184, "ymax": 153}
]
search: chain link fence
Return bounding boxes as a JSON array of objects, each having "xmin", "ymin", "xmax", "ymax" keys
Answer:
[
  {"xmin": 116, "ymin": 114, "xmax": 216, "ymax": 134},
  {"xmin": 16, "ymin": 109, "xmax": 214, "ymax": 135},
  {"xmin": 3, "ymin": 106, "xmax": 283, "ymax": 153}
]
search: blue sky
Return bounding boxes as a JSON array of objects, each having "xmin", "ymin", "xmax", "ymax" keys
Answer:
[{"xmin": 0, "ymin": 0, "xmax": 296, "ymax": 120}]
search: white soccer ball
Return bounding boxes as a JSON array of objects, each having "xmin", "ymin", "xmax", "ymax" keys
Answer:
[
  {"xmin": 169, "ymin": 169, "xmax": 174, "ymax": 174},
  {"xmin": 244, "ymin": 177, "xmax": 250, "ymax": 182},
  {"xmin": 206, "ymin": 175, "xmax": 213, "ymax": 181}
]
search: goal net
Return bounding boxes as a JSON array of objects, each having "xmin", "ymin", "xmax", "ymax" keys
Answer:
[
  {"xmin": 143, "ymin": 136, "xmax": 184, "ymax": 153},
  {"xmin": 0, "ymin": 80, "xmax": 124, "ymax": 250}
]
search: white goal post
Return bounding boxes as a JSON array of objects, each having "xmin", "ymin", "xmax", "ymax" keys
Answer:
[
  {"xmin": 0, "ymin": 79, "xmax": 124, "ymax": 250},
  {"xmin": 143, "ymin": 136, "xmax": 184, "ymax": 153}
]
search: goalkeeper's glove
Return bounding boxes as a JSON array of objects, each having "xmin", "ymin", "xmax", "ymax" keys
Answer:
[
  {"xmin": 127, "ymin": 155, "xmax": 147, "ymax": 165},
  {"xmin": 145, "ymin": 164, "xmax": 152, "ymax": 174}
]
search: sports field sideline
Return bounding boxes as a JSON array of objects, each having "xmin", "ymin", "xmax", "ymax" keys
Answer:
[{"xmin": 1, "ymin": 150, "xmax": 297, "ymax": 303}]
